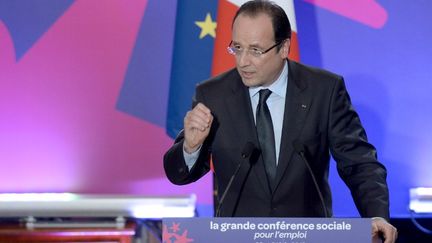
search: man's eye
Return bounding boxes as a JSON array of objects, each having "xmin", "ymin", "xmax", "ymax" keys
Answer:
[
  {"xmin": 252, "ymin": 48, "xmax": 262, "ymax": 54},
  {"xmin": 234, "ymin": 45, "xmax": 242, "ymax": 50}
]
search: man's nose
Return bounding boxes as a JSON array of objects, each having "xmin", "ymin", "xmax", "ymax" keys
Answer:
[{"xmin": 237, "ymin": 50, "xmax": 251, "ymax": 67}]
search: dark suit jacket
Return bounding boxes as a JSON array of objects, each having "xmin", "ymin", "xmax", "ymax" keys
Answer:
[{"xmin": 164, "ymin": 60, "xmax": 389, "ymax": 219}]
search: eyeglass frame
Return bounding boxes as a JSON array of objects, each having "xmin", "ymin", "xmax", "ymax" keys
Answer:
[{"xmin": 227, "ymin": 40, "xmax": 284, "ymax": 58}]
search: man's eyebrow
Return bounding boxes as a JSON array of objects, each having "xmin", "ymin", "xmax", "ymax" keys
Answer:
[
  {"xmin": 249, "ymin": 44, "xmax": 262, "ymax": 48},
  {"xmin": 232, "ymin": 41, "xmax": 264, "ymax": 48}
]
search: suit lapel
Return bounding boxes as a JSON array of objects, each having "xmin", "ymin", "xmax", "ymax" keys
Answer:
[
  {"xmin": 224, "ymin": 71, "xmax": 272, "ymax": 197},
  {"xmin": 273, "ymin": 60, "xmax": 312, "ymax": 193}
]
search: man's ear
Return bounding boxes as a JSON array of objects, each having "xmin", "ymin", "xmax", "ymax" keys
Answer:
[{"xmin": 281, "ymin": 39, "xmax": 290, "ymax": 59}]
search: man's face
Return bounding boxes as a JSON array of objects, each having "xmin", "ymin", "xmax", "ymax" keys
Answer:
[{"xmin": 232, "ymin": 13, "xmax": 289, "ymax": 87}]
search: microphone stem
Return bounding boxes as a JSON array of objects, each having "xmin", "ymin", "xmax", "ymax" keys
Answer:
[
  {"xmin": 215, "ymin": 161, "xmax": 243, "ymax": 217},
  {"xmin": 299, "ymin": 151, "xmax": 328, "ymax": 218}
]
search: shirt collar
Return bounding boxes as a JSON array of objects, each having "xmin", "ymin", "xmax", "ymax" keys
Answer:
[{"xmin": 249, "ymin": 60, "xmax": 288, "ymax": 99}]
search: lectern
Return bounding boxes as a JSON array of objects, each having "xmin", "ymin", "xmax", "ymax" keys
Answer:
[{"xmin": 163, "ymin": 217, "xmax": 376, "ymax": 243}]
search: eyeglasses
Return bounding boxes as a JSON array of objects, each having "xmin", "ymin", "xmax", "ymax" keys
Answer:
[{"xmin": 227, "ymin": 40, "xmax": 283, "ymax": 58}]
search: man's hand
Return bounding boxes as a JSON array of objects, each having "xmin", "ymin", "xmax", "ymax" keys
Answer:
[
  {"xmin": 372, "ymin": 217, "xmax": 398, "ymax": 243},
  {"xmin": 183, "ymin": 103, "xmax": 213, "ymax": 153}
]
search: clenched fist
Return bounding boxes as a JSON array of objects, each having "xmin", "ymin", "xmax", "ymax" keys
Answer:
[{"xmin": 183, "ymin": 103, "xmax": 213, "ymax": 153}]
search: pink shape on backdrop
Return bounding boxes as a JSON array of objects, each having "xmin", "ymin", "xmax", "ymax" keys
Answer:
[
  {"xmin": 127, "ymin": 174, "xmax": 214, "ymax": 204},
  {"xmin": 0, "ymin": 0, "xmax": 212, "ymax": 204},
  {"xmin": 304, "ymin": 0, "xmax": 388, "ymax": 28}
]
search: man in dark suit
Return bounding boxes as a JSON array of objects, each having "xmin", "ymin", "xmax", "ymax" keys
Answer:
[{"xmin": 164, "ymin": 0, "xmax": 397, "ymax": 242}]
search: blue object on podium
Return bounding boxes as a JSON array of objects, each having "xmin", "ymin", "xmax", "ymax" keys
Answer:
[{"xmin": 163, "ymin": 217, "xmax": 373, "ymax": 243}]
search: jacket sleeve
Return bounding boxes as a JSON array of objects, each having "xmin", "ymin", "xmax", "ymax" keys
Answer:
[
  {"xmin": 163, "ymin": 86, "xmax": 212, "ymax": 185},
  {"xmin": 328, "ymin": 77, "xmax": 390, "ymax": 220}
]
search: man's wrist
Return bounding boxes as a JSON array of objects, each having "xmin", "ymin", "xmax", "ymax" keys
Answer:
[
  {"xmin": 183, "ymin": 142, "xmax": 201, "ymax": 154},
  {"xmin": 372, "ymin": 217, "xmax": 388, "ymax": 223}
]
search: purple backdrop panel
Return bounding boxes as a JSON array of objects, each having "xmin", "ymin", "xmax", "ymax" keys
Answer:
[{"xmin": 296, "ymin": 0, "xmax": 432, "ymax": 217}]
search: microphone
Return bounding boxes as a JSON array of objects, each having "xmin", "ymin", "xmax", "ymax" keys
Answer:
[
  {"xmin": 215, "ymin": 142, "xmax": 256, "ymax": 217},
  {"xmin": 293, "ymin": 140, "xmax": 328, "ymax": 218}
]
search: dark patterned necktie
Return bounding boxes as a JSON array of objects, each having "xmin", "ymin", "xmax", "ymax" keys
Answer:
[{"xmin": 256, "ymin": 89, "xmax": 277, "ymax": 184}]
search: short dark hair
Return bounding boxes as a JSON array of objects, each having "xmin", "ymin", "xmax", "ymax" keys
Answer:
[{"xmin": 232, "ymin": 0, "xmax": 291, "ymax": 44}]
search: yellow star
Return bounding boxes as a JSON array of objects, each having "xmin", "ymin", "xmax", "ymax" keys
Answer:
[{"xmin": 195, "ymin": 13, "xmax": 217, "ymax": 39}]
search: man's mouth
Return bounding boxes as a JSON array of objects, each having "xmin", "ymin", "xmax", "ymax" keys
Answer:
[{"xmin": 241, "ymin": 70, "xmax": 255, "ymax": 78}]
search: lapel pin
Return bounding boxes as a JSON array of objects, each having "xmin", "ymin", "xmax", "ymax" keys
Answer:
[{"xmin": 301, "ymin": 104, "xmax": 307, "ymax": 109}]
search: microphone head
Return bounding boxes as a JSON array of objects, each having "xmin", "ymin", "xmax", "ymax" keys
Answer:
[
  {"xmin": 241, "ymin": 142, "xmax": 256, "ymax": 159},
  {"xmin": 292, "ymin": 140, "xmax": 305, "ymax": 154}
]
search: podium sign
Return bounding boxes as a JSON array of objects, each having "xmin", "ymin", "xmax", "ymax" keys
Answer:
[{"xmin": 163, "ymin": 218, "xmax": 371, "ymax": 243}]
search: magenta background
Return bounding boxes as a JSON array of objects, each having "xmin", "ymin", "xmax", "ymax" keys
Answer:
[
  {"xmin": 0, "ymin": 0, "xmax": 213, "ymax": 204},
  {"xmin": 1, "ymin": 0, "xmax": 432, "ymax": 217}
]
